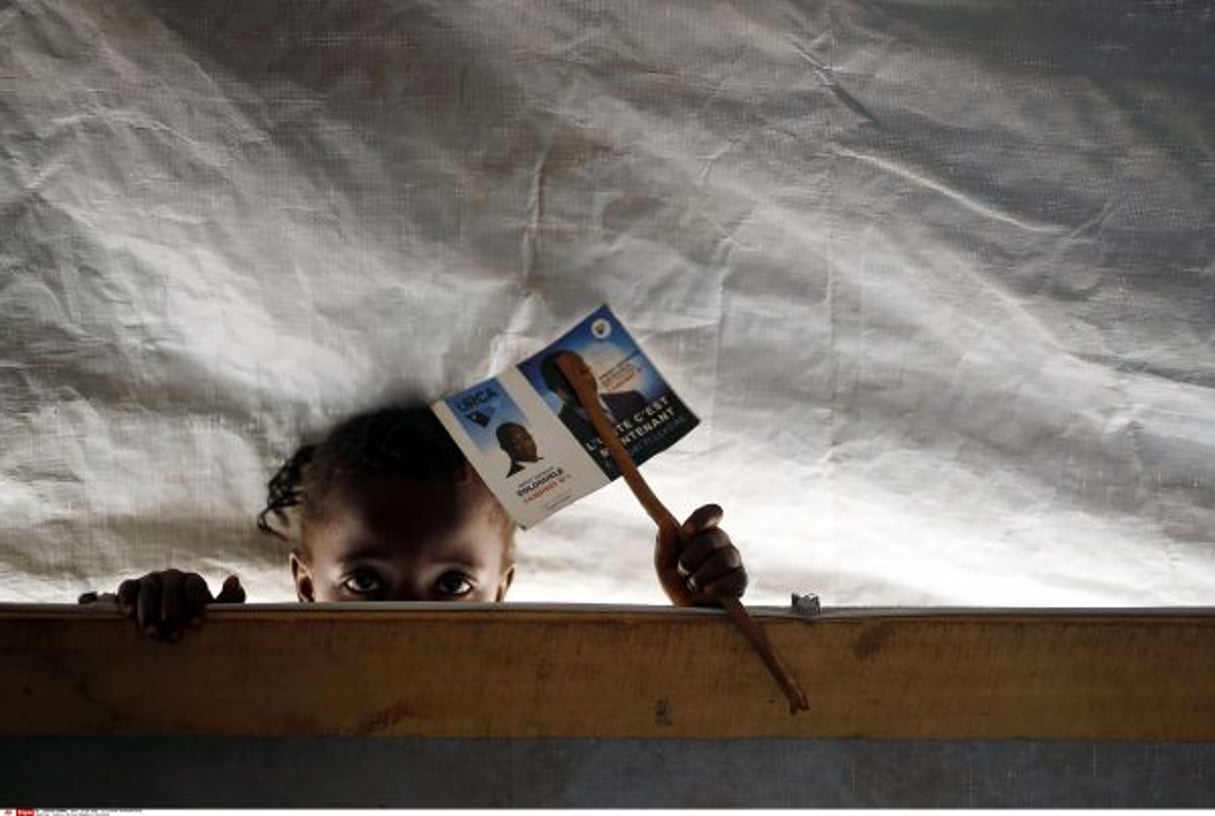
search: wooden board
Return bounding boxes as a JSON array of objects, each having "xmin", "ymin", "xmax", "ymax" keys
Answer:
[{"xmin": 2, "ymin": 604, "xmax": 1214, "ymax": 740}]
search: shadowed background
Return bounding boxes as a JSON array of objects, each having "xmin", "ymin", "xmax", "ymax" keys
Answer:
[{"xmin": 1, "ymin": 0, "xmax": 1212, "ymax": 605}]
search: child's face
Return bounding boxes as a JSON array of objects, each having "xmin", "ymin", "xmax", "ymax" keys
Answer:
[{"xmin": 290, "ymin": 474, "xmax": 514, "ymax": 603}]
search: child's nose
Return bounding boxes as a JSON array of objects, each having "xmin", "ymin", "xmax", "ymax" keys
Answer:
[{"xmin": 384, "ymin": 588, "xmax": 429, "ymax": 602}]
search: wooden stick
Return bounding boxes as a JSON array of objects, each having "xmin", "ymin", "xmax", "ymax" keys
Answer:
[{"xmin": 555, "ymin": 353, "xmax": 809, "ymax": 713}]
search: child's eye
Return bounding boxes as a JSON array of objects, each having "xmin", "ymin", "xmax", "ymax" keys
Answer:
[
  {"xmin": 434, "ymin": 571, "xmax": 474, "ymax": 598},
  {"xmin": 342, "ymin": 570, "xmax": 382, "ymax": 596}
]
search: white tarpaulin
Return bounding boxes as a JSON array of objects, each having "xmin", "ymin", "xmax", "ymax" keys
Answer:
[{"xmin": 2, "ymin": 0, "xmax": 1212, "ymax": 606}]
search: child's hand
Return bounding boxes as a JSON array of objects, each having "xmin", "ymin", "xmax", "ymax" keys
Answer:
[
  {"xmin": 655, "ymin": 504, "xmax": 748, "ymax": 607},
  {"xmin": 115, "ymin": 570, "xmax": 245, "ymax": 640}
]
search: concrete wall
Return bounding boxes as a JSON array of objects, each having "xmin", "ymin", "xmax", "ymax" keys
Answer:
[{"xmin": 4, "ymin": 737, "xmax": 1214, "ymax": 807}]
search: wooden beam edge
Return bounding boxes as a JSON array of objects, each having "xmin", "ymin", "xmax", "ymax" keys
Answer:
[{"xmin": 3, "ymin": 605, "xmax": 1214, "ymax": 741}]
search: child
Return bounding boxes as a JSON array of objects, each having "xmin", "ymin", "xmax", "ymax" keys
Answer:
[{"xmin": 112, "ymin": 404, "xmax": 747, "ymax": 639}]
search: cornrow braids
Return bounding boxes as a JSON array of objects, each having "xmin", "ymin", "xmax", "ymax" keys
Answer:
[
  {"xmin": 256, "ymin": 405, "xmax": 513, "ymax": 554},
  {"xmin": 256, "ymin": 443, "xmax": 316, "ymax": 541}
]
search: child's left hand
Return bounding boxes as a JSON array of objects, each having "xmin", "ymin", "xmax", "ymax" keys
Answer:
[{"xmin": 655, "ymin": 503, "xmax": 748, "ymax": 607}]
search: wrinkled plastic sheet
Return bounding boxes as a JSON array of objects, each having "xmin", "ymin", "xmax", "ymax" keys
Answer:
[{"xmin": 1, "ymin": 0, "xmax": 1212, "ymax": 605}]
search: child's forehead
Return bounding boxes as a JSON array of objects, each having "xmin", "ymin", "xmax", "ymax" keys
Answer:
[
  {"xmin": 325, "ymin": 473, "xmax": 492, "ymax": 532},
  {"xmin": 307, "ymin": 474, "xmax": 508, "ymax": 563}
]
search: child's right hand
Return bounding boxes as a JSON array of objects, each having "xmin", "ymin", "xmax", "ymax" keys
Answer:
[
  {"xmin": 655, "ymin": 504, "xmax": 748, "ymax": 607},
  {"xmin": 116, "ymin": 570, "xmax": 245, "ymax": 640}
]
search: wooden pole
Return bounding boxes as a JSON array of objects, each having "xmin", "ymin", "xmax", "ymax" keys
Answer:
[{"xmin": 554, "ymin": 352, "xmax": 809, "ymax": 712}]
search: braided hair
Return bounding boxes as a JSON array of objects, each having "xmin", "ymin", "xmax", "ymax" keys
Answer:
[{"xmin": 256, "ymin": 405, "xmax": 512, "ymax": 553}]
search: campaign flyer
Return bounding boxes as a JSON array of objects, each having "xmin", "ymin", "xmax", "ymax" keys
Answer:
[{"xmin": 432, "ymin": 305, "xmax": 699, "ymax": 528}]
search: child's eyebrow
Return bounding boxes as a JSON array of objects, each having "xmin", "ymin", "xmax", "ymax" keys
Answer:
[{"xmin": 437, "ymin": 553, "xmax": 482, "ymax": 569}]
